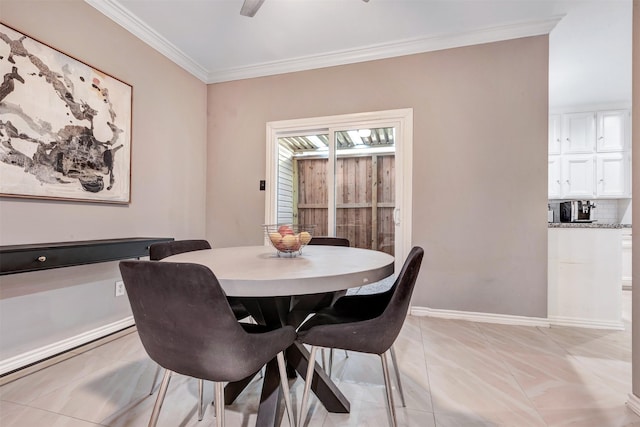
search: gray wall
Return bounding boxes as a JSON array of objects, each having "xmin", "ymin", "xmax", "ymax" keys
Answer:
[
  {"xmin": 0, "ymin": 1, "xmax": 207, "ymax": 363},
  {"xmin": 207, "ymin": 37, "xmax": 549, "ymax": 318}
]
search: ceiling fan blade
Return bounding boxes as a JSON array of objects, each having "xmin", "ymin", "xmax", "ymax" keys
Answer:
[{"xmin": 240, "ymin": 0, "xmax": 265, "ymax": 17}]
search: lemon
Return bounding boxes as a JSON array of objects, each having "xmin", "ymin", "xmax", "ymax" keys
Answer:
[
  {"xmin": 282, "ymin": 234, "xmax": 298, "ymax": 248},
  {"xmin": 299, "ymin": 231, "xmax": 312, "ymax": 245},
  {"xmin": 269, "ymin": 232, "xmax": 282, "ymax": 245}
]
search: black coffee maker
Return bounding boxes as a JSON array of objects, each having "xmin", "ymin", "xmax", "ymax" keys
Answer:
[{"xmin": 559, "ymin": 200, "xmax": 596, "ymax": 223}]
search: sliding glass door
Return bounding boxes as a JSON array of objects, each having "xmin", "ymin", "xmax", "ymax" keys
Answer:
[
  {"xmin": 334, "ymin": 127, "xmax": 395, "ymax": 255},
  {"xmin": 266, "ymin": 109, "xmax": 412, "ymax": 270},
  {"xmin": 275, "ymin": 127, "xmax": 396, "ymax": 255}
]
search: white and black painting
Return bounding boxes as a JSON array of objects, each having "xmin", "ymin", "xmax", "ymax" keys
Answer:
[{"xmin": 0, "ymin": 23, "xmax": 132, "ymax": 204}]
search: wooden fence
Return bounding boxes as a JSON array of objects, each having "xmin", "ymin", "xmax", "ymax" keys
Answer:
[{"xmin": 294, "ymin": 154, "xmax": 395, "ymax": 255}]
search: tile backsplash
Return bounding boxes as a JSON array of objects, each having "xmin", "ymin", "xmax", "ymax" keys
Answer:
[
  {"xmin": 591, "ymin": 200, "xmax": 619, "ymax": 223},
  {"xmin": 549, "ymin": 199, "xmax": 631, "ymax": 224}
]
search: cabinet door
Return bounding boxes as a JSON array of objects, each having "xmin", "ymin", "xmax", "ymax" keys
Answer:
[
  {"xmin": 622, "ymin": 232, "xmax": 632, "ymax": 289},
  {"xmin": 596, "ymin": 110, "xmax": 628, "ymax": 152},
  {"xmin": 549, "ymin": 114, "xmax": 562, "ymax": 155},
  {"xmin": 548, "ymin": 156, "xmax": 562, "ymax": 199},
  {"xmin": 596, "ymin": 153, "xmax": 629, "ymax": 197},
  {"xmin": 562, "ymin": 112, "xmax": 596, "ymax": 154},
  {"xmin": 562, "ymin": 155, "xmax": 595, "ymax": 198}
]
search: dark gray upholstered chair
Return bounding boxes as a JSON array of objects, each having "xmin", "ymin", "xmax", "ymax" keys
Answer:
[
  {"xmin": 307, "ymin": 236, "xmax": 350, "ymax": 247},
  {"xmin": 288, "ymin": 237, "xmax": 351, "ymax": 328},
  {"xmin": 306, "ymin": 236, "xmax": 350, "ymax": 311},
  {"xmin": 147, "ymin": 239, "xmax": 251, "ymax": 420},
  {"xmin": 148, "ymin": 239, "xmax": 212, "ymax": 261},
  {"xmin": 119, "ymin": 260, "xmax": 297, "ymax": 427},
  {"xmin": 296, "ymin": 246, "xmax": 424, "ymax": 427},
  {"xmin": 149, "ymin": 239, "xmax": 250, "ymax": 322},
  {"xmin": 305, "ymin": 237, "xmax": 350, "ymax": 372}
]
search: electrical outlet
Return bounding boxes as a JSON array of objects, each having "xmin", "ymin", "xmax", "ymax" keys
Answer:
[{"xmin": 115, "ymin": 280, "xmax": 125, "ymax": 297}]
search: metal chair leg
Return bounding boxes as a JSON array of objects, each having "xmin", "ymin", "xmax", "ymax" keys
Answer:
[
  {"xmin": 198, "ymin": 379, "xmax": 204, "ymax": 421},
  {"xmin": 328, "ymin": 348, "xmax": 334, "ymax": 377},
  {"xmin": 276, "ymin": 352, "xmax": 296, "ymax": 427},
  {"xmin": 149, "ymin": 364, "xmax": 162, "ymax": 395},
  {"xmin": 148, "ymin": 369, "xmax": 172, "ymax": 427},
  {"xmin": 298, "ymin": 346, "xmax": 317, "ymax": 427},
  {"xmin": 214, "ymin": 382, "xmax": 225, "ymax": 427},
  {"xmin": 327, "ymin": 349, "xmax": 347, "ymax": 377},
  {"xmin": 390, "ymin": 346, "xmax": 406, "ymax": 407},
  {"xmin": 321, "ymin": 348, "xmax": 327, "ymax": 372},
  {"xmin": 380, "ymin": 351, "xmax": 398, "ymax": 427}
]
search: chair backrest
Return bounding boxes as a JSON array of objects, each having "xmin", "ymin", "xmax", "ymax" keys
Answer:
[
  {"xmin": 120, "ymin": 260, "xmax": 269, "ymax": 382},
  {"xmin": 149, "ymin": 239, "xmax": 211, "ymax": 261},
  {"xmin": 307, "ymin": 236, "xmax": 350, "ymax": 247},
  {"xmin": 371, "ymin": 246, "xmax": 424, "ymax": 353}
]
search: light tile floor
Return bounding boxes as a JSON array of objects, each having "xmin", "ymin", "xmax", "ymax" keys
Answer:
[{"xmin": 0, "ymin": 291, "xmax": 637, "ymax": 427}]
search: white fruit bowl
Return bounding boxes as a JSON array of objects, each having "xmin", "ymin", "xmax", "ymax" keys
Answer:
[{"xmin": 264, "ymin": 224, "xmax": 315, "ymax": 256}]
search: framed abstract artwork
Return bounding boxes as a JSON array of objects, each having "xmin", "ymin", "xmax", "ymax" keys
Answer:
[{"xmin": 0, "ymin": 23, "xmax": 132, "ymax": 204}]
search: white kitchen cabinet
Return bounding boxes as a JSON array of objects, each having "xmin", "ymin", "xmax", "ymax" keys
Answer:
[
  {"xmin": 549, "ymin": 114, "xmax": 562, "ymax": 155},
  {"xmin": 548, "ymin": 108, "xmax": 631, "ymax": 200},
  {"xmin": 622, "ymin": 230, "xmax": 632, "ymax": 290},
  {"xmin": 596, "ymin": 152, "xmax": 630, "ymax": 198},
  {"xmin": 548, "ymin": 227, "xmax": 623, "ymax": 329},
  {"xmin": 562, "ymin": 112, "xmax": 596, "ymax": 154},
  {"xmin": 562, "ymin": 155, "xmax": 595, "ymax": 198},
  {"xmin": 596, "ymin": 110, "xmax": 629, "ymax": 152},
  {"xmin": 548, "ymin": 156, "xmax": 562, "ymax": 199}
]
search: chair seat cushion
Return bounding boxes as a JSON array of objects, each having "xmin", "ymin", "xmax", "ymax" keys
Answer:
[
  {"xmin": 240, "ymin": 323, "xmax": 270, "ymax": 333},
  {"xmin": 296, "ymin": 309, "xmax": 364, "ymax": 333},
  {"xmin": 296, "ymin": 309, "xmax": 393, "ymax": 355},
  {"xmin": 331, "ymin": 291, "xmax": 391, "ymax": 319},
  {"xmin": 228, "ymin": 297, "xmax": 251, "ymax": 320},
  {"xmin": 296, "ymin": 246, "xmax": 424, "ymax": 355},
  {"xmin": 295, "ymin": 289, "xmax": 395, "ymax": 354}
]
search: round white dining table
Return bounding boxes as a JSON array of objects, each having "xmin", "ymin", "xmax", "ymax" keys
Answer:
[
  {"xmin": 161, "ymin": 245, "xmax": 395, "ymax": 297},
  {"xmin": 159, "ymin": 244, "xmax": 395, "ymax": 427}
]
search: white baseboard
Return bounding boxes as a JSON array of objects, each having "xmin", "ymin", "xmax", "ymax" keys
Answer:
[
  {"xmin": 410, "ymin": 306, "xmax": 626, "ymax": 330},
  {"xmin": 0, "ymin": 316, "xmax": 135, "ymax": 376},
  {"xmin": 547, "ymin": 315, "xmax": 625, "ymax": 331},
  {"xmin": 410, "ymin": 306, "xmax": 550, "ymax": 327},
  {"xmin": 627, "ymin": 393, "xmax": 640, "ymax": 417}
]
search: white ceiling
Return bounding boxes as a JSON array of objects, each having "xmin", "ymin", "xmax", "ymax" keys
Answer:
[{"xmin": 86, "ymin": 0, "xmax": 631, "ymax": 109}]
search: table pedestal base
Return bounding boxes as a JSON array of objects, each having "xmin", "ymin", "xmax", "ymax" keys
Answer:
[{"xmin": 224, "ymin": 296, "xmax": 350, "ymax": 427}]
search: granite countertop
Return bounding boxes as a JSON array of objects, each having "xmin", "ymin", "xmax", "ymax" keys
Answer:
[{"xmin": 548, "ymin": 223, "xmax": 632, "ymax": 229}]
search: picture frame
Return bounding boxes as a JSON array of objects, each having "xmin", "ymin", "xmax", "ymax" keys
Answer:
[{"xmin": 0, "ymin": 22, "xmax": 132, "ymax": 204}]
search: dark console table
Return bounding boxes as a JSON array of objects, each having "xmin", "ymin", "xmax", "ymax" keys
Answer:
[{"xmin": 0, "ymin": 237, "xmax": 174, "ymax": 275}]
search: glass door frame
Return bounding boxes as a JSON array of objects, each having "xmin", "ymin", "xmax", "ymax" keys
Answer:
[{"xmin": 265, "ymin": 109, "xmax": 413, "ymax": 274}]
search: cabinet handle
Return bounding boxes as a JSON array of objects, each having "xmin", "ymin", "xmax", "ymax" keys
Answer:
[
  {"xmin": 37, "ymin": 256, "xmax": 47, "ymax": 262},
  {"xmin": 565, "ymin": 180, "xmax": 571, "ymax": 185}
]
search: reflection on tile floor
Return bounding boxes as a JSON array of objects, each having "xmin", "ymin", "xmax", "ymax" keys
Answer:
[{"xmin": 1, "ymin": 291, "xmax": 637, "ymax": 426}]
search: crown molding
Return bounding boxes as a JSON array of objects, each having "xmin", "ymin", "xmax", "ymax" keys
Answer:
[
  {"xmin": 207, "ymin": 15, "xmax": 563, "ymax": 83},
  {"xmin": 84, "ymin": 0, "xmax": 209, "ymax": 82},
  {"xmin": 85, "ymin": 0, "xmax": 562, "ymax": 85}
]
